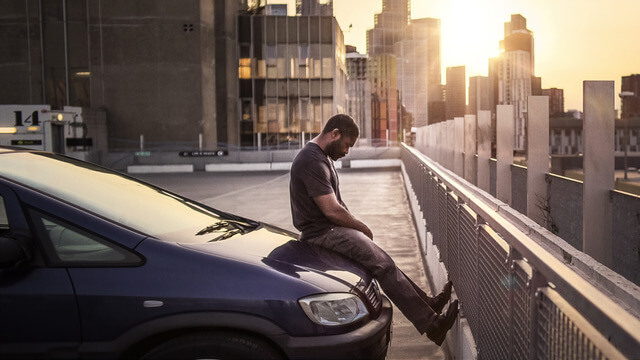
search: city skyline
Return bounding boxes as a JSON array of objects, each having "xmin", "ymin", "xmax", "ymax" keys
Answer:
[{"xmin": 281, "ymin": 0, "xmax": 639, "ymax": 113}]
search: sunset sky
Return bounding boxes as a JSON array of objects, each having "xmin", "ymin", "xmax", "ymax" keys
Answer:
[{"xmin": 282, "ymin": 0, "xmax": 639, "ymax": 113}]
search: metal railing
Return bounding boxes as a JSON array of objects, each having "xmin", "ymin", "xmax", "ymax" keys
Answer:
[{"xmin": 401, "ymin": 144, "xmax": 640, "ymax": 359}]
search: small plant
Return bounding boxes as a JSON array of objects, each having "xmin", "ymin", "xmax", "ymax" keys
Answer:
[{"xmin": 536, "ymin": 193, "xmax": 559, "ymax": 235}]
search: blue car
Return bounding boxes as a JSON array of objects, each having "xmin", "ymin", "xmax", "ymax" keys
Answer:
[{"xmin": 0, "ymin": 147, "xmax": 392, "ymax": 359}]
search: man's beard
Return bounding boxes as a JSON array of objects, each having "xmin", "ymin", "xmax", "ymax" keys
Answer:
[{"xmin": 325, "ymin": 139, "xmax": 344, "ymax": 161}]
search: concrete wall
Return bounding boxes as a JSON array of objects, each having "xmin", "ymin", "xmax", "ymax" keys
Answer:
[
  {"xmin": 89, "ymin": 1, "xmax": 218, "ymax": 150},
  {"xmin": 99, "ymin": 145, "xmax": 402, "ymax": 172}
]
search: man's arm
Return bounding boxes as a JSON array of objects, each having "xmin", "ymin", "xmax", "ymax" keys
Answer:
[{"xmin": 313, "ymin": 193, "xmax": 373, "ymax": 239}]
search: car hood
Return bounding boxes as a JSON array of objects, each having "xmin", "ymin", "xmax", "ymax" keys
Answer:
[{"xmin": 179, "ymin": 225, "xmax": 370, "ymax": 291}]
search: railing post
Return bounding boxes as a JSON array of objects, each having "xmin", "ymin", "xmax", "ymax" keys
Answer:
[
  {"xmin": 464, "ymin": 114, "xmax": 477, "ymax": 185},
  {"xmin": 477, "ymin": 110, "xmax": 492, "ymax": 192},
  {"xmin": 527, "ymin": 96, "xmax": 550, "ymax": 227},
  {"xmin": 496, "ymin": 105, "xmax": 514, "ymax": 205},
  {"xmin": 583, "ymin": 81, "xmax": 614, "ymax": 267},
  {"xmin": 429, "ymin": 123, "xmax": 436, "ymax": 162},
  {"xmin": 446, "ymin": 119, "xmax": 455, "ymax": 171},
  {"xmin": 454, "ymin": 117, "xmax": 464, "ymax": 177},
  {"xmin": 436, "ymin": 122, "xmax": 443, "ymax": 164}
]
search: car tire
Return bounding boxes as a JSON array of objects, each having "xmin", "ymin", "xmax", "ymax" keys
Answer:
[{"xmin": 140, "ymin": 331, "xmax": 283, "ymax": 360}]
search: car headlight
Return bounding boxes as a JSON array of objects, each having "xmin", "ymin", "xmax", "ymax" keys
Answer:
[{"xmin": 299, "ymin": 293, "xmax": 369, "ymax": 326}]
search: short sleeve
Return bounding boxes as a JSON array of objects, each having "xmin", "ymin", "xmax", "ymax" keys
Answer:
[{"xmin": 302, "ymin": 160, "xmax": 334, "ymax": 198}]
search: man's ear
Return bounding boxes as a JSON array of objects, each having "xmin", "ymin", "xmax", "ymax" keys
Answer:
[{"xmin": 332, "ymin": 128, "xmax": 340, "ymax": 138}]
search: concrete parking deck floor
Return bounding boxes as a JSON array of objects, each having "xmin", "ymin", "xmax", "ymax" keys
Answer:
[{"xmin": 135, "ymin": 168, "xmax": 446, "ymax": 360}]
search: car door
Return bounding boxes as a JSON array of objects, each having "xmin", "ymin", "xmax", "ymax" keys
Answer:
[
  {"xmin": 26, "ymin": 207, "xmax": 147, "ymax": 345},
  {"xmin": 0, "ymin": 183, "xmax": 82, "ymax": 358}
]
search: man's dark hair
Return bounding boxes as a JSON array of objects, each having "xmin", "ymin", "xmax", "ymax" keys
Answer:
[{"xmin": 322, "ymin": 114, "xmax": 360, "ymax": 139}]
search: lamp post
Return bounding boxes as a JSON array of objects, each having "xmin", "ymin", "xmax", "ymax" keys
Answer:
[{"xmin": 620, "ymin": 91, "xmax": 635, "ymax": 180}]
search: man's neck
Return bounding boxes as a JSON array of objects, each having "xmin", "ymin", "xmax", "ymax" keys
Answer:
[{"xmin": 310, "ymin": 135, "xmax": 329, "ymax": 153}]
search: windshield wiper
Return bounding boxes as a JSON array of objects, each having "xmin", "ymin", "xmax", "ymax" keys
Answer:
[
  {"xmin": 196, "ymin": 221, "xmax": 233, "ymax": 236},
  {"xmin": 195, "ymin": 219, "xmax": 258, "ymax": 236},
  {"xmin": 208, "ymin": 228, "xmax": 243, "ymax": 242}
]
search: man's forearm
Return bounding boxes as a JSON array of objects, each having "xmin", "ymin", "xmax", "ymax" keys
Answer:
[{"xmin": 325, "ymin": 206, "xmax": 373, "ymax": 239}]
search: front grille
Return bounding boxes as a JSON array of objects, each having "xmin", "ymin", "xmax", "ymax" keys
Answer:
[{"xmin": 365, "ymin": 279, "xmax": 382, "ymax": 311}]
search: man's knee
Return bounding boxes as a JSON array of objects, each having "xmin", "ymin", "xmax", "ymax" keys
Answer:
[{"xmin": 370, "ymin": 256, "xmax": 397, "ymax": 277}]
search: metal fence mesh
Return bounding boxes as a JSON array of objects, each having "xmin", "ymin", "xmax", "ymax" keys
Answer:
[
  {"xmin": 458, "ymin": 204, "xmax": 479, "ymax": 331},
  {"xmin": 535, "ymin": 288, "xmax": 614, "ymax": 360},
  {"xmin": 512, "ymin": 260, "xmax": 534, "ymax": 360},
  {"xmin": 477, "ymin": 225, "xmax": 511, "ymax": 360},
  {"xmin": 436, "ymin": 182, "xmax": 448, "ymax": 263},
  {"xmin": 445, "ymin": 192, "xmax": 460, "ymax": 293}
]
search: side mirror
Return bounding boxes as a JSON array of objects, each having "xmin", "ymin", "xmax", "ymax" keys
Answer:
[{"xmin": 0, "ymin": 236, "xmax": 29, "ymax": 268}]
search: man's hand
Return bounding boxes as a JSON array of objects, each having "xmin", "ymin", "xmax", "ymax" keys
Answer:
[
  {"xmin": 361, "ymin": 224, "xmax": 374, "ymax": 240},
  {"xmin": 313, "ymin": 193, "xmax": 373, "ymax": 240}
]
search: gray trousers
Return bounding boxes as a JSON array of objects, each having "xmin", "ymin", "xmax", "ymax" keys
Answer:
[{"xmin": 305, "ymin": 226, "xmax": 437, "ymax": 333}]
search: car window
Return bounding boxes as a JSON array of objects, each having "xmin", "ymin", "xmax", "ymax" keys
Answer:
[
  {"xmin": 0, "ymin": 152, "xmax": 239, "ymax": 243},
  {"xmin": 31, "ymin": 210, "xmax": 142, "ymax": 267}
]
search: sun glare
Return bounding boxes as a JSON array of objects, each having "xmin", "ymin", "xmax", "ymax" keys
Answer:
[{"xmin": 439, "ymin": 1, "xmax": 502, "ymax": 78}]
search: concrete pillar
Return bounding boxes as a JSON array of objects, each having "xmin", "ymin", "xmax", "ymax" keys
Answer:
[
  {"xmin": 446, "ymin": 120, "xmax": 455, "ymax": 170},
  {"xmin": 526, "ymin": 96, "xmax": 550, "ymax": 226},
  {"xmin": 440, "ymin": 122, "xmax": 446, "ymax": 165},
  {"xmin": 454, "ymin": 117, "xmax": 464, "ymax": 177},
  {"xmin": 464, "ymin": 115, "xmax": 477, "ymax": 185},
  {"xmin": 435, "ymin": 122, "xmax": 443, "ymax": 164},
  {"xmin": 583, "ymin": 81, "xmax": 614, "ymax": 267},
  {"xmin": 477, "ymin": 110, "xmax": 492, "ymax": 192},
  {"xmin": 421, "ymin": 126, "xmax": 428, "ymax": 155},
  {"xmin": 429, "ymin": 125, "xmax": 435, "ymax": 159},
  {"xmin": 496, "ymin": 105, "xmax": 514, "ymax": 205},
  {"xmin": 423, "ymin": 126, "xmax": 428, "ymax": 155}
]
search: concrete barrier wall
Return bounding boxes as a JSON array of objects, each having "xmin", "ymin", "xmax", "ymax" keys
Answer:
[
  {"xmin": 100, "ymin": 146, "xmax": 401, "ymax": 172},
  {"xmin": 612, "ymin": 190, "xmax": 640, "ymax": 285},
  {"xmin": 547, "ymin": 174, "xmax": 584, "ymax": 251},
  {"xmin": 511, "ymin": 165, "xmax": 527, "ymax": 215}
]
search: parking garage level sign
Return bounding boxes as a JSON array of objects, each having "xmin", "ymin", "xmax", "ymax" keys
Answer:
[
  {"xmin": 179, "ymin": 150, "xmax": 228, "ymax": 157},
  {"xmin": 11, "ymin": 140, "xmax": 42, "ymax": 146}
]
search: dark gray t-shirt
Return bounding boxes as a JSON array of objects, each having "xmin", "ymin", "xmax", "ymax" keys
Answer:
[{"xmin": 290, "ymin": 142, "xmax": 344, "ymax": 241}]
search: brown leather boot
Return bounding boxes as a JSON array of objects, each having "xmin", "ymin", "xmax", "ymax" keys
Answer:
[{"xmin": 429, "ymin": 280, "xmax": 453, "ymax": 314}]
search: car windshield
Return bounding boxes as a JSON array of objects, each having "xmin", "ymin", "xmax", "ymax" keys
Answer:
[{"xmin": 0, "ymin": 151, "xmax": 249, "ymax": 243}]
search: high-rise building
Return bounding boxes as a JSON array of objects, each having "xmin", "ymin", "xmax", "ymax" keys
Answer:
[
  {"xmin": 542, "ymin": 88, "xmax": 564, "ymax": 116},
  {"xmin": 488, "ymin": 57, "xmax": 500, "ymax": 116},
  {"xmin": 468, "ymin": 76, "xmax": 493, "ymax": 116},
  {"xmin": 621, "ymin": 74, "xmax": 640, "ymax": 120},
  {"xmin": 364, "ymin": 0, "xmax": 411, "ymax": 142},
  {"xmin": 395, "ymin": 18, "xmax": 441, "ymax": 127},
  {"xmin": 296, "ymin": 0, "xmax": 333, "ymax": 16},
  {"xmin": 445, "ymin": 66, "xmax": 466, "ymax": 120},
  {"xmin": 237, "ymin": 10, "xmax": 346, "ymax": 148},
  {"xmin": 497, "ymin": 14, "xmax": 535, "ymax": 150},
  {"xmin": 368, "ymin": 54, "xmax": 398, "ymax": 142},
  {"xmin": 365, "ymin": 0, "xmax": 442, "ymax": 133},
  {"xmin": 366, "ymin": 0, "xmax": 410, "ymax": 56},
  {"xmin": 346, "ymin": 48, "xmax": 372, "ymax": 142}
]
